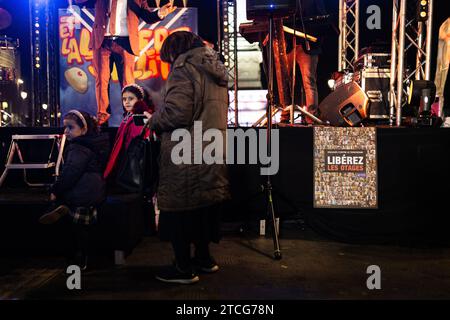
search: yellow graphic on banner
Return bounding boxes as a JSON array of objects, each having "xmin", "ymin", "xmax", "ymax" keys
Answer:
[{"xmin": 59, "ymin": 16, "xmax": 191, "ymax": 82}]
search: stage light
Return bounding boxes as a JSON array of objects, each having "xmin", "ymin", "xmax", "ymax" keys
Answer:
[
  {"xmin": 408, "ymin": 80, "xmax": 435, "ymax": 105},
  {"xmin": 35, "ymin": 63, "xmax": 41, "ymax": 68},
  {"xmin": 20, "ymin": 92, "xmax": 28, "ymax": 100},
  {"xmin": 2, "ymin": 102, "xmax": 8, "ymax": 109},
  {"xmin": 35, "ymin": 23, "xmax": 40, "ymax": 28},
  {"xmin": 17, "ymin": 79, "xmax": 24, "ymax": 85},
  {"xmin": 418, "ymin": 0, "xmax": 429, "ymax": 21},
  {"xmin": 42, "ymin": 104, "xmax": 48, "ymax": 110},
  {"xmin": 2, "ymin": 114, "xmax": 8, "ymax": 121},
  {"xmin": 407, "ymin": 79, "xmax": 436, "ymax": 117},
  {"xmin": 327, "ymin": 79, "xmax": 336, "ymax": 90}
]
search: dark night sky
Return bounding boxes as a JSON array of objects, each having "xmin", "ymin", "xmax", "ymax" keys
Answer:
[{"xmin": 0, "ymin": 0, "xmax": 448, "ymax": 103}]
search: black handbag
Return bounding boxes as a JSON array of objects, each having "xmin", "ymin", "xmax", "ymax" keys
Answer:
[
  {"xmin": 143, "ymin": 131, "xmax": 160, "ymax": 197},
  {"xmin": 116, "ymin": 125, "xmax": 159, "ymax": 194}
]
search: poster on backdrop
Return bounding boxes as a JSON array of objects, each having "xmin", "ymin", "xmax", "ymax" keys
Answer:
[
  {"xmin": 313, "ymin": 127, "xmax": 378, "ymax": 209},
  {"xmin": 58, "ymin": 7, "xmax": 197, "ymax": 127}
]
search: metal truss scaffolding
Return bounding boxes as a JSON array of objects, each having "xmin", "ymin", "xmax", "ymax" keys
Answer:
[
  {"xmin": 389, "ymin": 0, "xmax": 434, "ymax": 126},
  {"xmin": 220, "ymin": 0, "xmax": 239, "ymax": 126},
  {"xmin": 338, "ymin": 0, "xmax": 360, "ymax": 71}
]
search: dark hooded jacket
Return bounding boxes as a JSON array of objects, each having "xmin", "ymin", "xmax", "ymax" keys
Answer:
[
  {"xmin": 50, "ymin": 132, "xmax": 110, "ymax": 208},
  {"xmin": 150, "ymin": 46, "xmax": 230, "ymax": 212}
]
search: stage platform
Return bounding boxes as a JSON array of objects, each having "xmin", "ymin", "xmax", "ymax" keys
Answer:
[{"xmin": 1, "ymin": 126, "xmax": 450, "ymax": 244}]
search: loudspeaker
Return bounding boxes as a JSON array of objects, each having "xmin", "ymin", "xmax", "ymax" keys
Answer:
[
  {"xmin": 319, "ymin": 82, "xmax": 370, "ymax": 126},
  {"xmin": 246, "ymin": 0, "xmax": 297, "ymax": 20}
]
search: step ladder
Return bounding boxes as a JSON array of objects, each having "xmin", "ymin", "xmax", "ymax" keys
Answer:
[{"xmin": 0, "ymin": 134, "xmax": 66, "ymax": 187}]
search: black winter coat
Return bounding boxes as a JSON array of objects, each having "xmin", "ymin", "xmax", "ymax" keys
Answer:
[
  {"xmin": 150, "ymin": 47, "xmax": 230, "ymax": 211},
  {"xmin": 50, "ymin": 133, "xmax": 110, "ymax": 208}
]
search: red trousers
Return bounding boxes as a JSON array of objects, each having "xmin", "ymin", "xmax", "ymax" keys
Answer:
[{"xmin": 92, "ymin": 37, "xmax": 136, "ymax": 115}]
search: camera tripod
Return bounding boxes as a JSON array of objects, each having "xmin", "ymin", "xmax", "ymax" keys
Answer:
[{"xmin": 252, "ymin": 103, "xmax": 325, "ymax": 127}]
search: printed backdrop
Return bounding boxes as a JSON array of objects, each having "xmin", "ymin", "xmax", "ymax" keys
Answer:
[
  {"xmin": 59, "ymin": 7, "xmax": 197, "ymax": 126},
  {"xmin": 313, "ymin": 127, "xmax": 378, "ymax": 209}
]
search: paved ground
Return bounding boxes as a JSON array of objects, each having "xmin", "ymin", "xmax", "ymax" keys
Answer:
[{"xmin": 1, "ymin": 221, "xmax": 450, "ymax": 300}]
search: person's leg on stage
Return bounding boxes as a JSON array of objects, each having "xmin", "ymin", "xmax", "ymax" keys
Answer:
[
  {"xmin": 92, "ymin": 43, "xmax": 112, "ymax": 125},
  {"xmin": 297, "ymin": 45, "xmax": 319, "ymax": 124},
  {"xmin": 280, "ymin": 48, "xmax": 295, "ymax": 123},
  {"xmin": 122, "ymin": 46, "xmax": 136, "ymax": 87},
  {"xmin": 112, "ymin": 38, "xmax": 135, "ymax": 88},
  {"xmin": 104, "ymin": 38, "xmax": 135, "ymax": 121},
  {"xmin": 282, "ymin": 45, "xmax": 317, "ymax": 123}
]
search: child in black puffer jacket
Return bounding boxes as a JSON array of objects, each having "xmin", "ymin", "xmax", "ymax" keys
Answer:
[{"xmin": 39, "ymin": 110, "xmax": 109, "ymax": 270}]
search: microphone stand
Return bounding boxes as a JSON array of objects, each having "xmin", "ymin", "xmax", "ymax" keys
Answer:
[{"xmin": 266, "ymin": 13, "xmax": 282, "ymax": 260}]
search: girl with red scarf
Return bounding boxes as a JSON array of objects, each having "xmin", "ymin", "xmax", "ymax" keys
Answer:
[{"xmin": 104, "ymin": 84, "xmax": 154, "ymax": 180}]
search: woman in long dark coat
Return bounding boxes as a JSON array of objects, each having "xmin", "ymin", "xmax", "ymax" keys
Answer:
[{"xmin": 145, "ymin": 31, "xmax": 230, "ymax": 284}]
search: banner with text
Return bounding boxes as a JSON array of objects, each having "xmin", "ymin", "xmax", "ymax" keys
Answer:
[
  {"xmin": 59, "ymin": 7, "xmax": 197, "ymax": 126},
  {"xmin": 313, "ymin": 127, "xmax": 378, "ymax": 209}
]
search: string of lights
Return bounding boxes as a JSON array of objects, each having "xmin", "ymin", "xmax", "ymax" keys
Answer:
[
  {"xmin": 221, "ymin": 0, "xmax": 239, "ymax": 126},
  {"xmin": 29, "ymin": 0, "xmax": 59, "ymax": 127}
]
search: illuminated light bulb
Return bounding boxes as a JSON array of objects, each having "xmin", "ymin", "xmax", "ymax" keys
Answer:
[{"xmin": 327, "ymin": 79, "xmax": 336, "ymax": 89}]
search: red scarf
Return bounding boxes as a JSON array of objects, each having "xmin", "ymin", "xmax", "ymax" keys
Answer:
[{"xmin": 104, "ymin": 101, "xmax": 153, "ymax": 179}]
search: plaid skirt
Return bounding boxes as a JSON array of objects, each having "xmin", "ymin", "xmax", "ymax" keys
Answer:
[{"xmin": 69, "ymin": 206, "xmax": 98, "ymax": 225}]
